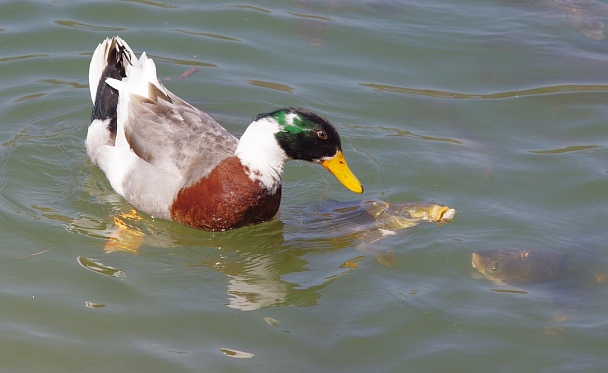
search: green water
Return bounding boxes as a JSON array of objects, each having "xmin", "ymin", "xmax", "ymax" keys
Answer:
[{"xmin": 1, "ymin": 0, "xmax": 607, "ymax": 372}]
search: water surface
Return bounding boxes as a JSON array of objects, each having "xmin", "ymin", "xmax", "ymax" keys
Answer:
[{"xmin": 1, "ymin": 0, "xmax": 607, "ymax": 372}]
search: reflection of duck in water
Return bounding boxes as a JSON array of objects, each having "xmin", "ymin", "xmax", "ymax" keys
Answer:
[
  {"xmin": 77, "ymin": 198, "xmax": 455, "ymax": 311},
  {"xmin": 87, "ymin": 36, "xmax": 362, "ymax": 232},
  {"xmin": 220, "ymin": 199, "xmax": 456, "ymax": 309}
]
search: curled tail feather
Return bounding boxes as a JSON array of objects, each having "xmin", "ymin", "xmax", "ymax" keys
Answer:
[{"xmin": 89, "ymin": 36, "xmax": 135, "ymax": 142}]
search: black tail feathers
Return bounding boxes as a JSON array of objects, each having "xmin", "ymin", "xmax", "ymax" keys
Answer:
[{"xmin": 90, "ymin": 38, "xmax": 132, "ymax": 139}]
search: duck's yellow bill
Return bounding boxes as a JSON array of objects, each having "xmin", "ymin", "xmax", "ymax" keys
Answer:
[{"xmin": 320, "ymin": 150, "xmax": 363, "ymax": 194}]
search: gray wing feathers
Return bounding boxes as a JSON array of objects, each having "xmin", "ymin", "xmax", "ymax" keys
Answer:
[{"xmin": 124, "ymin": 83, "xmax": 239, "ymax": 186}]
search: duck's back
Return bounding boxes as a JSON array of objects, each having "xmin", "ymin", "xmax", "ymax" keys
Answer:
[
  {"xmin": 88, "ymin": 37, "xmax": 239, "ymax": 218},
  {"xmin": 123, "ymin": 83, "xmax": 239, "ymax": 186}
]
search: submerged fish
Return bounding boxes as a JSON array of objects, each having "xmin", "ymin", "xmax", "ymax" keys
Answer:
[
  {"xmin": 471, "ymin": 247, "xmax": 598, "ymax": 286},
  {"xmin": 298, "ymin": 199, "xmax": 456, "ymax": 266},
  {"xmin": 540, "ymin": 0, "xmax": 608, "ymax": 40},
  {"xmin": 471, "ymin": 245, "xmax": 604, "ymax": 331},
  {"xmin": 361, "ymin": 200, "xmax": 455, "ymax": 233},
  {"xmin": 300, "ymin": 199, "xmax": 455, "ymax": 236}
]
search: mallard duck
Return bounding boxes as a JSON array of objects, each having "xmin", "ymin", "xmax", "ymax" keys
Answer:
[{"xmin": 87, "ymin": 36, "xmax": 363, "ymax": 231}]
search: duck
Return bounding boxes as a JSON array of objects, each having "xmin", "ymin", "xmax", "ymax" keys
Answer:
[{"xmin": 87, "ymin": 36, "xmax": 363, "ymax": 231}]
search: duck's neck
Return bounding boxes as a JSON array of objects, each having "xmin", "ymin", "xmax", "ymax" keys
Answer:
[{"xmin": 235, "ymin": 118, "xmax": 289, "ymax": 194}]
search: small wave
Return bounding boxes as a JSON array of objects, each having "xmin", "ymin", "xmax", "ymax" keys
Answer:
[
  {"xmin": 359, "ymin": 83, "xmax": 608, "ymax": 100},
  {"xmin": 54, "ymin": 20, "xmax": 126, "ymax": 32}
]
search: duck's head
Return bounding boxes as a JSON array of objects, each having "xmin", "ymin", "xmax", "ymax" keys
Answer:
[{"xmin": 236, "ymin": 107, "xmax": 363, "ymax": 194}]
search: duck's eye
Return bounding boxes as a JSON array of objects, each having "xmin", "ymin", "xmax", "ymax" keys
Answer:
[{"xmin": 316, "ymin": 131, "xmax": 328, "ymax": 140}]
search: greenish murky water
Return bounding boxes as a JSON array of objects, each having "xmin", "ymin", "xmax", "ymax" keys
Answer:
[{"xmin": 1, "ymin": 0, "xmax": 607, "ymax": 372}]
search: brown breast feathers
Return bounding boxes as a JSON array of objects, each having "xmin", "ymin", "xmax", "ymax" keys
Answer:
[{"xmin": 170, "ymin": 156, "xmax": 282, "ymax": 231}]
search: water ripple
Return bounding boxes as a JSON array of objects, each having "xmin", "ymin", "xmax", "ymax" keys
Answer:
[
  {"xmin": 149, "ymin": 55, "xmax": 216, "ymax": 68},
  {"xmin": 227, "ymin": 4, "xmax": 271, "ymax": 13},
  {"xmin": 287, "ymin": 12, "xmax": 333, "ymax": 21},
  {"xmin": 529, "ymin": 145, "xmax": 604, "ymax": 154},
  {"xmin": 14, "ymin": 93, "xmax": 46, "ymax": 104},
  {"xmin": 360, "ymin": 83, "xmax": 608, "ymax": 99},
  {"xmin": 122, "ymin": 0, "xmax": 179, "ymax": 8},
  {"xmin": 0, "ymin": 54, "xmax": 49, "ymax": 63},
  {"xmin": 77, "ymin": 257, "xmax": 126, "ymax": 278},
  {"xmin": 174, "ymin": 29, "xmax": 241, "ymax": 42},
  {"xmin": 219, "ymin": 347, "xmax": 254, "ymax": 359},
  {"xmin": 248, "ymin": 80, "xmax": 294, "ymax": 92},
  {"xmin": 54, "ymin": 20, "xmax": 126, "ymax": 32},
  {"xmin": 352, "ymin": 125, "xmax": 462, "ymax": 145},
  {"xmin": 41, "ymin": 79, "xmax": 88, "ymax": 89}
]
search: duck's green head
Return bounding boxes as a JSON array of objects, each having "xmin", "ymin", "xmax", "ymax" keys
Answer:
[{"xmin": 255, "ymin": 107, "xmax": 363, "ymax": 194}]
